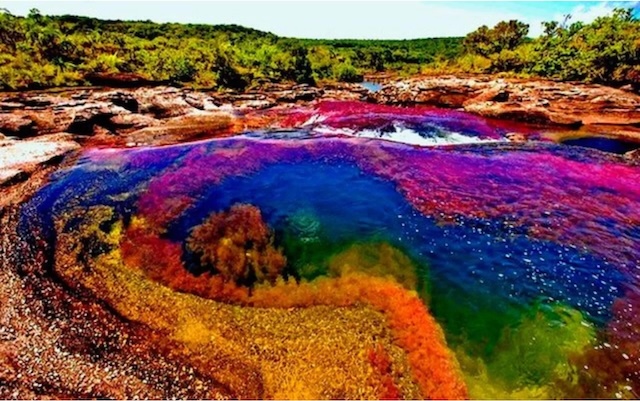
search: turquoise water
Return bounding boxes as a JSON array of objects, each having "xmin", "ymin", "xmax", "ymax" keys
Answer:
[{"xmin": 360, "ymin": 81, "xmax": 383, "ymax": 92}]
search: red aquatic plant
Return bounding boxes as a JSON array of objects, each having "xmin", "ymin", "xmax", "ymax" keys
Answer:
[
  {"xmin": 367, "ymin": 344, "xmax": 402, "ymax": 400},
  {"xmin": 121, "ymin": 220, "xmax": 251, "ymax": 302},
  {"xmin": 133, "ymin": 136, "xmax": 640, "ymax": 269}
]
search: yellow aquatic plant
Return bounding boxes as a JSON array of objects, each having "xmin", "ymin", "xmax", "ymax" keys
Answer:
[{"xmin": 53, "ymin": 206, "xmax": 429, "ymax": 399}]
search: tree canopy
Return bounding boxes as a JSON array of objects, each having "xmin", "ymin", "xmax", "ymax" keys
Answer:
[
  {"xmin": 451, "ymin": 7, "xmax": 640, "ymax": 86},
  {"xmin": 0, "ymin": 9, "xmax": 462, "ymax": 90},
  {"xmin": 0, "ymin": 7, "xmax": 638, "ymax": 90}
]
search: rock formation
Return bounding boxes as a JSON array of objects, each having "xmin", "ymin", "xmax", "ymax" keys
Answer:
[{"xmin": 373, "ymin": 75, "xmax": 640, "ymax": 140}]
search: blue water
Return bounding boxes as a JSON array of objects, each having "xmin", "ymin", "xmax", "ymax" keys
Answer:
[
  {"xmin": 17, "ymin": 135, "xmax": 633, "ymax": 365},
  {"xmin": 167, "ymin": 160, "xmax": 626, "ymax": 330},
  {"xmin": 562, "ymin": 137, "xmax": 639, "ymax": 154}
]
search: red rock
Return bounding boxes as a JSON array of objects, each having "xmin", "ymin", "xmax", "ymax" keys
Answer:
[
  {"xmin": 85, "ymin": 72, "xmax": 159, "ymax": 88},
  {"xmin": 236, "ymin": 99, "xmax": 277, "ymax": 110},
  {"xmin": 109, "ymin": 113, "xmax": 160, "ymax": 134},
  {"xmin": 505, "ymin": 132, "xmax": 527, "ymax": 142},
  {"xmin": 624, "ymin": 148, "xmax": 640, "ymax": 162},
  {"xmin": 28, "ymin": 110, "xmax": 76, "ymax": 136},
  {"xmin": 276, "ymin": 86, "xmax": 321, "ymax": 102},
  {"xmin": 0, "ymin": 114, "xmax": 35, "ymax": 137},
  {"xmin": 134, "ymin": 87, "xmax": 197, "ymax": 118},
  {"xmin": 123, "ymin": 112, "xmax": 235, "ymax": 146},
  {"xmin": 67, "ymin": 103, "xmax": 131, "ymax": 135},
  {"xmin": 95, "ymin": 91, "xmax": 139, "ymax": 112},
  {"xmin": 0, "ymin": 102, "xmax": 24, "ymax": 111},
  {"xmin": 92, "ymin": 124, "xmax": 114, "ymax": 137},
  {"xmin": 183, "ymin": 91, "xmax": 219, "ymax": 111}
]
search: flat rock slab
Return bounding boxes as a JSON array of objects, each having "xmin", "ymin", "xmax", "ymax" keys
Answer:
[
  {"xmin": 122, "ymin": 112, "xmax": 235, "ymax": 146},
  {"xmin": 374, "ymin": 75, "xmax": 640, "ymax": 127},
  {"xmin": 0, "ymin": 134, "xmax": 80, "ymax": 187}
]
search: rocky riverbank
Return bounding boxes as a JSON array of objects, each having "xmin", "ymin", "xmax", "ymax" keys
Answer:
[
  {"xmin": 0, "ymin": 82, "xmax": 367, "ymax": 204},
  {"xmin": 373, "ymin": 75, "xmax": 640, "ymax": 132},
  {"xmin": 2, "ymin": 75, "xmax": 640, "ymax": 207}
]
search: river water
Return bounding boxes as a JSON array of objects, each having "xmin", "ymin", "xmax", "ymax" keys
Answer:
[{"xmin": 20, "ymin": 101, "xmax": 640, "ymax": 399}]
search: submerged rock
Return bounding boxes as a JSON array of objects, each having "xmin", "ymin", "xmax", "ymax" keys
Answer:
[
  {"xmin": 505, "ymin": 132, "xmax": 527, "ymax": 142},
  {"xmin": 625, "ymin": 148, "xmax": 640, "ymax": 161},
  {"xmin": 287, "ymin": 209, "xmax": 322, "ymax": 243}
]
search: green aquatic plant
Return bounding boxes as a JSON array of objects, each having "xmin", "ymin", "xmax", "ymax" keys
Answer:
[
  {"xmin": 489, "ymin": 303, "xmax": 595, "ymax": 387},
  {"xmin": 429, "ymin": 289, "xmax": 525, "ymax": 358},
  {"xmin": 287, "ymin": 209, "xmax": 322, "ymax": 244},
  {"xmin": 282, "ymin": 224, "xmax": 431, "ymax": 302},
  {"xmin": 455, "ymin": 350, "xmax": 553, "ymax": 399},
  {"xmin": 278, "ymin": 210, "xmax": 341, "ymax": 281},
  {"xmin": 456, "ymin": 302, "xmax": 596, "ymax": 399},
  {"xmin": 280, "ymin": 210, "xmax": 429, "ymax": 293},
  {"xmin": 327, "ymin": 242, "xmax": 422, "ymax": 293}
]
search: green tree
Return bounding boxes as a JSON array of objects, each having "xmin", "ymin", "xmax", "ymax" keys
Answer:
[
  {"xmin": 531, "ymin": 8, "xmax": 640, "ymax": 84},
  {"xmin": 0, "ymin": 9, "xmax": 25, "ymax": 52},
  {"xmin": 463, "ymin": 20, "xmax": 529, "ymax": 57},
  {"xmin": 333, "ymin": 62, "xmax": 363, "ymax": 83},
  {"xmin": 291, "ymin": 46, "xmax": 315, "ymax": 85}
]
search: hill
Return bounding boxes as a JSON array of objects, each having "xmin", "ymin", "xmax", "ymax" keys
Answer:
[{"xmin": 0, "ymin": 9, "xmax": 463, "ymax": 90}]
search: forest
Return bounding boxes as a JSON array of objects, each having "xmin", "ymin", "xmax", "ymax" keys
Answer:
[{"xmin": 0, "ymin": 7, "xmax": 637, "ymax": 90}]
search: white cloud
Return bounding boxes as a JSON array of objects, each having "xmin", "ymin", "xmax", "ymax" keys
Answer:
[
  {"xmin": 524, "ymin": 2, "xmax": 622, "ymax": 37},
  {"xmin": 560, "ymin": 1, "xmax": 615, "ymax": 23}
]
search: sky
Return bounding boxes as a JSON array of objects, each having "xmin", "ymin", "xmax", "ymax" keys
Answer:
[{"xmin": 2, "ymin": 1, "xmax": 639, "ymax": 39}]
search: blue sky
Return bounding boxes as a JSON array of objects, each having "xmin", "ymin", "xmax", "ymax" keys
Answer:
[{"xmin": 3, "ymin": 1, "xmax": 639, "ymax": 39}]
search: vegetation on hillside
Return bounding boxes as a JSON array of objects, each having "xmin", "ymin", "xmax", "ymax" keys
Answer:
[
  {"xmin": 0, "ymin": 7, "xmax": 637, "ymax": 90},
  {"xmin": 441, "ymin": 8, "xmax": 640, "ymax": 86},
  {"xmin": 0, "ymin": 8, "xmax": 461, "ymax": 90}
]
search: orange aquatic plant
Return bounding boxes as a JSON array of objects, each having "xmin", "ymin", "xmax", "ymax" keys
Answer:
[
  {"xmin": 246, "ymin": 275, "xmax": 466, "ymax": 399},
  {"xmin": 120, "ymin": 210, "xmax": 467, "ymax": 399},
  {"xmin": 121, "ymin": 218, "xmax": 251, "ymax": 302}
]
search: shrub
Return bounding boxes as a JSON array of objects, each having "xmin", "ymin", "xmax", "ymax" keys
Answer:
[
  {"xmin": 490, "ymin": 49, "xmax": 527, "ymax": 73},
  {"xmin": 333, "ymin": 62, "xmax": 363, "ymax": 83},
  {"xmin": 451, "ymin": 53, "xmax": 491, "ymax": 73},
  {"xmin": 213, "ymin": 53, "xmax": 248, "ymax": 90},
  {"xmin": 463, "ymin": 20, "xmax": 529, "ymax": 57},
  {"xmin": 169, "ymin": 56, "xmax": 196, "ymax": 83},
  {"xmin": 83, "ymin": 53, "xmax": 123, "ymax": 73},
  {"xmin": 291, "ymin": 46, "xmax": 315, "ymax": 85}
]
